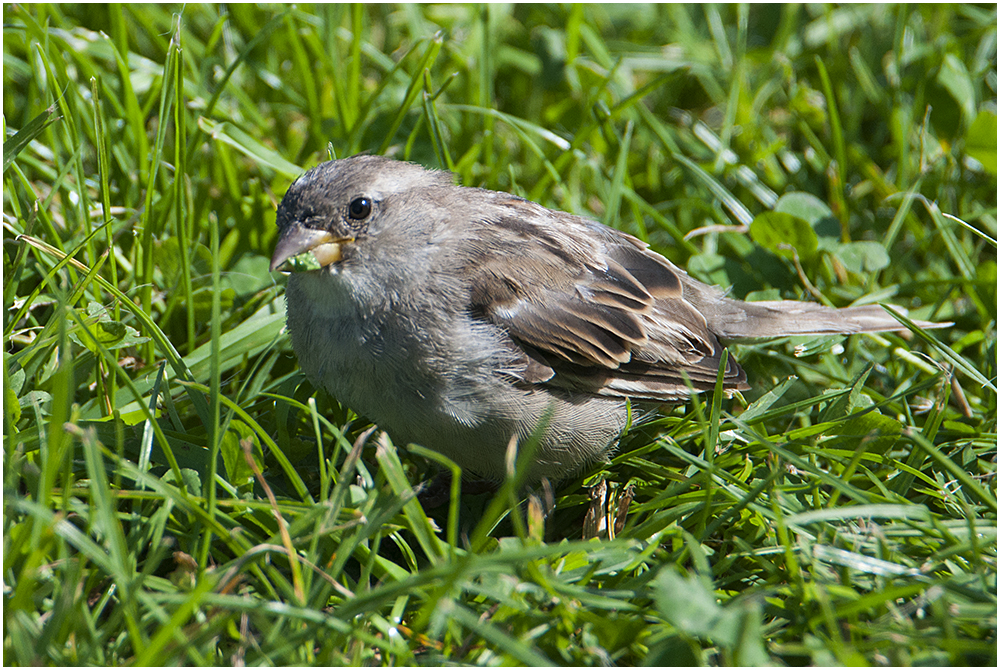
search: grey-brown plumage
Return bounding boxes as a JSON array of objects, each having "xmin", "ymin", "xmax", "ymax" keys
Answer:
[{"xmin": 271, "ymin": 155, "xmax": 944, "ymax": 482}]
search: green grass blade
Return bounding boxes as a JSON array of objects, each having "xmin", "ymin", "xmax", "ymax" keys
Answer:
[{"xmin": 3, "ymin": 104, "xmax": 61, "ymax": 174}]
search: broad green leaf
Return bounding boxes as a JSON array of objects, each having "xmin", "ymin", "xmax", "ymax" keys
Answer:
[
  {"xmin": 653, "ymin": 566, "xmax": 726, "ymax": 639},
  {"xmin": 162, "ymin": 467, "xmax": 203, "ymax": 497},
  {"xmin": 749, "ymin": 211, "xmax": 818, "ymax": 261},
  {"xmin": 743, "ymin": 288, "xmax": 782, "ymax": 302},
  {"xmin": 966, "ymin": 110, "xmax": 997, "ymax": 175},
  {"xmin": 942, "ymin": 419, "xmax": 976, "ymax": 434},
  {"xmin": 773, "ymin": 191, "xmax": 833, "ymax": 226},
  {"xmin": 69, "ymin": 303, "xmax": 150, "ymax": 352},
  {"xmin": 835, "ymin": 241, "xmax": 890, "ymax": 273},
  {"xmin": 835, "ymin": 410, "xmax": 904, "ymax": 455},
  {"xmin": 221, "ymin": 419, "xmax": 263, "ymax": 489},
  {"xmin": 686, "ymin": 252, "xmax": 729, "ymax": 287},
  {"xmin": 937, "ymin": 53, "xmax": 977, "ymax": 127},
  {"xmin": 653, "ymin": 564, "xmax": 766, "ymax": 663},
  {"xmin": 4, "ymin": 358, "xmax": 24, "ymax": 424},
  {"xmin": 19, "ymin": 390, "xmax": 52, "ymax": 414},
  {"xmin": 820, "ymin": 366, "xmax": 873, "ymax": 422},
  {"xmin": 224, "ymin": 255, "xmax": 276, "ymax": 297},
  {"xmin": 773, "ymin": 191, "xmax": 840, "ymax": 239},
  {"xmin": 6, "ymin": 358, "xmax": 25, "ymax": 397}
]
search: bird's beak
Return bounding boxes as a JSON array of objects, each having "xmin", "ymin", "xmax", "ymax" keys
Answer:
[{"xmin": 270, "ymin": 223, "xmax": 354, "ymax": 272}]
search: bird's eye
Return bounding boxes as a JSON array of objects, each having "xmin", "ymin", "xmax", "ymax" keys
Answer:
[{"xmin": 348, "ymin": 197, "xmax": 372, "ymax": 220}]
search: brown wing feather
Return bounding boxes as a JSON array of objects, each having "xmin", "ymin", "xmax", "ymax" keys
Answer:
[{"xmin": 462, "ymin": 201, "xmax": 749, "ymax": 400}]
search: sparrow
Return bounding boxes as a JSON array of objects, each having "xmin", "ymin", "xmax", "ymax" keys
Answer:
[{"xmin": 270, "ymin": 155, "xmax": 944, "ymax": 482}]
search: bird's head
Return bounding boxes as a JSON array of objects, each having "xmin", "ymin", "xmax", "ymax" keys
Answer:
[{"xmin": 270, "ymin": 155, "xmax": 450, "ymax": 273}]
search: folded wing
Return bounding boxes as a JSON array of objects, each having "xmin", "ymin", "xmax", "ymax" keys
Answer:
[{"xmin": 463, "ymin": 202, "xmax": 748, "ymax": 401}]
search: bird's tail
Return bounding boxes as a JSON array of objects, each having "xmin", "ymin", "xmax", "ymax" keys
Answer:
[{"xmin": 709, "ymin": 299, "xmax": 948, "ymax": 341}]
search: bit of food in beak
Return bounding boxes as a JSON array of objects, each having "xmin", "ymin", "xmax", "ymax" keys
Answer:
[
  {"xmin": 279, "ymin": 242, "xmax": 345, "ymax": 272},
  {"xmin": 270, "ymin": 222, "xmax": 355, "ymax": 272},
  {"xmin": 283, "ymin": 249, "xmax": 324, "ymax": 272},
  {"xmin": 310, "ymin": 242, "xmax": 344, "ymax": 267}
]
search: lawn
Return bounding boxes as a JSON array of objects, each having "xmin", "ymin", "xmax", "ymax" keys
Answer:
[{"xmin": 3, "ymin": 4, "xmax": 996, "ymax": 665}]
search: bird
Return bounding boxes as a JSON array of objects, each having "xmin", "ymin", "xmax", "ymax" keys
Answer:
[{"xmin": 270, "ymin": 155, "xmax": 944, "ymax": 483}]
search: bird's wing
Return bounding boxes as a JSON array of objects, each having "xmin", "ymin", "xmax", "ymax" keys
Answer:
[{"xmin": 461, "ymin": 199, "xmax": 747, "ymax": 400}]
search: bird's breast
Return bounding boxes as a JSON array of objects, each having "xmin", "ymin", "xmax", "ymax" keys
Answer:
[{"xmin": 284, "ymin": 272, "xmax": 493, "ymax": 436}]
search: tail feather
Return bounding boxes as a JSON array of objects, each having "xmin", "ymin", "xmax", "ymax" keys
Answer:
[{"xmin": 710, "ymin": 300, "xmax": 948, "ymax": 340}]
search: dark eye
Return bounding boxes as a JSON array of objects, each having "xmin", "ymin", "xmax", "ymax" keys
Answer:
[{"xmin": 348, "ymin": 197, "xmax": 372, "ymax": 220}]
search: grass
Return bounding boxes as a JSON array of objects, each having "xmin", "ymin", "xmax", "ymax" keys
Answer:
[{"xmin": 3, "ymin": 3, "xmax": 996, "ymax": 665}]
